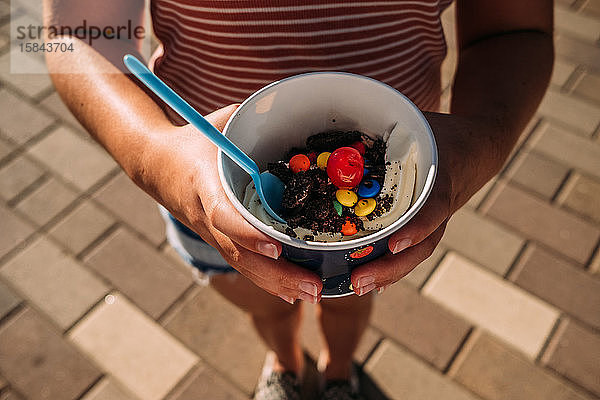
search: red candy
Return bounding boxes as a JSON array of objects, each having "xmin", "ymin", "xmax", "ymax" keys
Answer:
[
  {"xmin": 350, "ymin": 141, "xmax": 366, "ymax": 155},
  {"xmin": 326, "ymin": 147, "xmax": 364, "ymax": 189},
  {"xmin": 289, "ymin": 154, "xmax": 310, "ymax": 173}
]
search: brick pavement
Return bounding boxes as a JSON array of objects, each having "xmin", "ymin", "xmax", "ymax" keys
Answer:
[{"xmin": 0, "ymin": 0, "xmax": 599, "ymax": 399}]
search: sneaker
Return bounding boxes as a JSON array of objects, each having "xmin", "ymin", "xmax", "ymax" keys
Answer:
[
  {"xmin": 253, "ymin": 352, "xmax": 302, "ymax": 400},
  {"xmin": 322, "ymin": 380, "xmax": 365, "ymax": 400}
]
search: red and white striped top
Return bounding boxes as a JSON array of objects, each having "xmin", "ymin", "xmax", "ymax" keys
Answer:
[{"xmin": 150, "ymin": 0, "xmax": 453, "ymax": 121}]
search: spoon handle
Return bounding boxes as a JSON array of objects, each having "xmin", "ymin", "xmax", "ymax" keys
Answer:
[{"xmin": 123, "ymin": 54, "xmax": 259, "ymax": 176}]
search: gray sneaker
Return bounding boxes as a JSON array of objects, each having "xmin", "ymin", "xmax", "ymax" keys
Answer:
[
  {"xmin": 253, "ymin": 352, "xmax": 302, "ymax": 400},
  {"xmin": 322, "ymin": 380, "xmax": 365, "ymax": 400}
]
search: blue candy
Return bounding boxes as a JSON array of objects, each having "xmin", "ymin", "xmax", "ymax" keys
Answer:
[{"xmin": 358, "ymin": 179, "xmax": 381, "ymax": 198}]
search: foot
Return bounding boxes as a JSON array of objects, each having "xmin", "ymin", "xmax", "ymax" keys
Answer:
[
  {"xmin": 253, "ymin": 352, "xmax": 302, "ymax": 400},
  {"xmin": 322, "ymin": 379, "xmax": 365, "ymax": 400}
]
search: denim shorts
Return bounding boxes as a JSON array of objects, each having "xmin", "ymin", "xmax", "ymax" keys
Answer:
[{"xmin": 158, "ymin": 205, "xmax": 238, "ymax": 281}]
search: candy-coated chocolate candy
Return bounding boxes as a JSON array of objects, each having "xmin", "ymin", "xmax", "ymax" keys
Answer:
[
  {"xmin": 327, "ymin": 147, "xmax": 364, "ymax": 188},
  {"xmin": 336, "ymin": 189, "xmax": 358, "ymax": 207},
  {"xmin": 354, "ymin": 198, "xmax": 376, "ymax": 217},
  {"xmin": 357, "ymin": 179, "xmax": 381, "ymax": 198},
  {"xmin": 289, "ymin": 154, "xmax": 310, "ymax": 173},
  {"xmin": 316, "ymin": 152, "xmax": 331, "ymax": 170},
  {"xmin": 307, "ymin": 152, "xmax": 317, "ymax": 164},
  {"xmin": 350, "ymin": 141, "xmax": 366, "ymax": 155},
  {"xmin": 341, "ymin": 219, "xmax": 358, "ymax": 236},
  {"xmin": 332, "ymin": 199, "xmax": 343, "ymax": 216}
]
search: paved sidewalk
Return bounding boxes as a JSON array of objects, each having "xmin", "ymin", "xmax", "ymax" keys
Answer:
[{"xmin": 1, "ymin": 0, "xmax": 600, "ymax": 399}]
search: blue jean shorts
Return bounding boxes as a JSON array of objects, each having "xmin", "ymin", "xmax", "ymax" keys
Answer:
[{"xmin": 158, "ymin": 205, "xmax": 238, "ymax": 281}]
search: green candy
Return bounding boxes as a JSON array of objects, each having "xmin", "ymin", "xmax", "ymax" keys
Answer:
[{"xmin": 333, "ymin": 199, "xmax": 343, "ymax": 216}]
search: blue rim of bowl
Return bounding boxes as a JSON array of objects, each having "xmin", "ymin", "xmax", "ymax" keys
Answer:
[{"xmin": 217, "ymin": 71, "xmax": 438, "ymax": 251}]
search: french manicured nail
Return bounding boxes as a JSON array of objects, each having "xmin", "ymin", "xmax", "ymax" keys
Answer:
[
  {"xmin": 299, "ymin": 281, "xmax": 318, "ymax": 296},
  {"xmin": 299, "ymin": 292, "xmax": 317, "ymax": 304},
  {"xmin": 357, "ymin": 275, "xmax": 375, "ymax": 288},
  {"xmin": 392, "ymin": 238, "xmax": 412, "ymax": 254},
  {"xmin": 258, "ymin": 242, "xmax": 279, "ymax": 259},
  {"xmin": 358, "ymin": 283, "xmax": 376, "ymax": 296},
  {"xmin": 279, "ymin": 295, "xmax": 295, "ymax": 305}
]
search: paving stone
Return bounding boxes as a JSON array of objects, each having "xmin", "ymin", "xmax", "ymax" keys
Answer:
[
  {"xmin": 364, "ymin": 339, "xmax": 480, "ymax": 400},
  {"xmin": 163, "ymin": 286, "xmax": 267, "ymax": 395},
  {"xmin": 530, "ymin": 121, "xmax": 600, "ymax": 180},
  {"xmin": 537, "ymin": 89, "xmax": 600, "ymax": 136},
  {"xmin": 93, "ymin": 173, "xmax": 165, "ymax": 246},
  {"xmin": 15, "ymin": 177, "xmax": 78, "ymax": 225},
  {"xmin": 69, "ymin": 293, "xmax": 198, "ymax": 400},
  {"xmin": 403, "ymin": 244, "xmax": 445, "ymax": 287},
  {"xmin": 557, "ymin": 172, "xmax": 600, "ymax": 223},
  {"xmin": 556, "ymin": 35, "xmax": 600, "ymax": 70},
  {"xmin": 542, "ymin": 319, "xmax": 600, "ymax": 397},
  {"xmin": 552, "ymin": 59, "xmax": 578, "ymax": 88},
  {"xmin": 510, "ymin": 245, "xmax": 600, "ymax": 329},
  {"xmin": 423, "ymin": 253, "xmax": 559, "ymax": 358},
  {"xmin": 0, "ymin": 307, "xmax": 101, "ymax": 400},
  {"xmin": 371, "ymin": 281, "xmax": 471, "ymax": 370},
  {"xmin": 84, "ymin": 228, "xmax": 192, "ymax": 319},
  {"xmin": 49, "ymin": 200, "xmax": 115, "ymax": 254},
  {"xmin": 0, "ymin": 203, "xmax": 34, "ymax": 258},
  {"xmin": 572, "ymin": 72, "xmax": 600, "ymax": 105},
  {"xmin": 441, "ymin": 208, "xmax": 525, "ymax": 275},
  {"xmin": 450, "ymin": 331, "xmax": 590, "ymax": 400},
  {"xmin": 39, "ymin": 92, "xmax": 86, "ymax": 133},
  {"xmin": 582, "ymin": 0, "xmax": 600, "ymax": 17},
  {"xmin": 167, "ymin": 365, "xmax": 247, "ymax": 400},
  {"xmin": 507, "ymin": 151, "xmax": 570, "ymax": 199},
  {"xmin": 465, "ymin": 179, "xmax": 495, "ymax": 209},
  {"xmin": 555, "ymin": 7, "xmax": 600, "ymax": 42},
  {"xmin": 81, "ymin": 378, "xmax": 139, "ymax": 400},
  {"xmin": 0, "ymin": 389, "xmax": 25, "ymax": 400},
  {"xmin": 0, "ymin": 90, "xmax": 54, "ymax": 144},
  {"xmin": 0, "ymin": 50, "xmax": 53, "ymax": 98},
  {"xmin": 0, "ymin": 138, "xmax": 13, "ymax": 162},
  {"xmin": 27, "ymin": 125, "xmax": 116, "ymax": 191},
  {"xmin": 0, "ymin": 155, "xmax": 44, "ymax": 202},
  {"xmin": 0, "ymin": 237, "xmax": 110, "ymax": 330},
  {"xmin": 591, "ymin": 249, "xmax": 600, "ymax": 275},
  {"xmin": 0, "ymin": 280, "xmax": 20, "ymax": 320},
  {"xmin": 483, "ymin": 183, "xmax": 600, "ymax": 264}
]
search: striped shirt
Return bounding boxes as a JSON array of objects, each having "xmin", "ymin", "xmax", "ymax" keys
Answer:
[{"xmin": 150, "ymin": 0, "xmax": 453, "ymax": 122}]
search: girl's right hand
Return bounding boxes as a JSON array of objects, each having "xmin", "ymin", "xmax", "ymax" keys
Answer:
[{"xmin": 134, "ymin": 104, "xmax": 323, "ymax": 304}]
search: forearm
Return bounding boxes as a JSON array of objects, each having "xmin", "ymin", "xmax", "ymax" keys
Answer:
[
  {"xmin": 447, "ymin": 30, "xmax": 554, "ymax": 208},
  {"xmin": 46, "ymin": 37, "xmax": 174, "ymax": 182}
]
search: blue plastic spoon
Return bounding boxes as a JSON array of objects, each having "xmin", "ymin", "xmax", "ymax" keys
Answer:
[{"xmin": 123, "ymin": 54, "xmax": 286, "ymax": 223}]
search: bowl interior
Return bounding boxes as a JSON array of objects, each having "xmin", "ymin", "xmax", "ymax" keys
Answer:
[{"xmin": 219, "ymin": 72, "xmax": 437, "ymax": 249}]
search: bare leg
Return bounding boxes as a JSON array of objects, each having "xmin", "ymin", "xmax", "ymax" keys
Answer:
[
  {"xmin": 317, "ymin": 293, "xmax": 374, "ymax": 380},
  {"xmin": 211, "ymin": 273, "xmax": 305, "ymax": 375}
]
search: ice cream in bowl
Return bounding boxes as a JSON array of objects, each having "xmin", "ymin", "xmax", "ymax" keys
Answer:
[{"xmin": 218, "ymin": 72, "xmax": 437, "ymax": 297}]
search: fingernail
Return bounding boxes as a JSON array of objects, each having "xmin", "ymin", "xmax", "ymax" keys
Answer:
[
  {"xmin": 279, "ymin": 295, "xmax": 295, "ymax": 305},
  {"xmin": 257, "ymin": 242, "xmax": 279, "ymax": 259},
  {"xmin": 392, "ymin": 238, "xmax": 412, "ymax": 254},
  {"xmin": 299, "ymin": 292, "xmax": 317, "ymax": 304},
  {"xmin": 377, "ymin": 285, "xmax": 389, "ymax": 295},
  {"xmin": 299, "ymin": 281, "xmax": 318, "ymax": 296},
  {"xmin": 357, "ymin": 275, "xmax": 375, "ymax": 288},
  {"xmin": 358, "ymin": 283, "xmax": 376, "ymax": 296}
]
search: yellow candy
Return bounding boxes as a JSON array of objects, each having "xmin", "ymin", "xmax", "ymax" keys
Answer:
[
  {"xmin": 317, "ymin": 152, "xmax": 331, "ymax": 170},
  {"xmin": 354, "ymin": 198, "xmax": 376, "ymax": 217},
  {"xmin": 336, "ymin": 189, "xmax": 358, "ymax": 207}
]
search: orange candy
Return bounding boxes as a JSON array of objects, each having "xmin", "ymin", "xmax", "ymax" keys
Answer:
[
  {"xmin": 341, "ymin": 219, "xmax": 358, "ymax": 236},
  {"xmin": 289, "ymin": 154, "xmax": 310, "ymax": 173}
]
